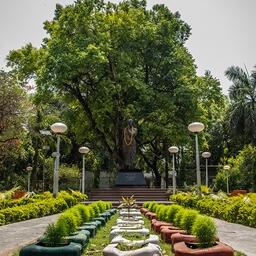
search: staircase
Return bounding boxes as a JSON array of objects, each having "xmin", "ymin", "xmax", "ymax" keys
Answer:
[{"xmin": 86, "ymin": 187, "xmax": 171, "ymax": 206}]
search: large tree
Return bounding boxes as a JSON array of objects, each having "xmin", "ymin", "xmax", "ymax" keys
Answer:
[{"xmin": 7, "ymin": 0, "xmax": 224, "ymax": 186}]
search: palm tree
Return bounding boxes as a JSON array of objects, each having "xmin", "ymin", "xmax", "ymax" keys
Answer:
[{"xmin": 225, "ymin": 66, "xmax": 256, "ymax": 144}]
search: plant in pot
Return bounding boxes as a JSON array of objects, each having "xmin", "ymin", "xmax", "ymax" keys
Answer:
[
  {"xmin": 20, "ymin": 223, "xmax": 82, "ymax": 256},
  {"xmin": 118, "ymin": 195, "xmax": 138, "ymax": 219},
  {"xmin": 173, "ymin": 215, "xmax": 234, "ymax": 256}
]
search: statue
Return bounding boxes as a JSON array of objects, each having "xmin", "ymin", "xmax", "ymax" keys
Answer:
[{"xmin": 122, "ymin": 119, "xmax": 137, "ymax": 169}]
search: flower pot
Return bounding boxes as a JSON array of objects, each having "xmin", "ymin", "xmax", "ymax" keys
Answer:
[
  {"xmin": 173, "ymin": 241, "xmax": 234, "ymax": 256},
  {"xmin": 145, "ymin": 212, "xmax": 157, "ymax": 220},
  {"xmin": 152, "ymin": 221, "xmax": 173, "ymax": 233},
  {"xmin": 231, "ymin": 190, "xmax": 247, "ymax": 196},
  {"xmin": 20, "ymin": 242, "xmax": 82, "ymax": 256},
  {"xmin": 66, "ymin": 233, "xmax": 89, "ymax": 249},
  {"xmin": 140, "ymin": 208, "xmax": 149, "ymax": 215},
  {"xmin": 78, "ymin": 224, "xmax": 97, "ymax": 237},
  {"xmin": 160, "ymin": 227, "xmax": 186, "ymax": 243},
  {"xmin": 103, "ymin": 242, "xmax": 162, "ymax": 256},
  {"xmin": 93, "ymin": 217, "xmax": 106, "ymax": 225}
]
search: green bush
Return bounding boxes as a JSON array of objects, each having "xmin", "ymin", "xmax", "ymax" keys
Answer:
[
  {"xmin": 73, "ymin": 204, "xmax": 91, "ymax": 223},
  {"xmin": 56, "ymin": 211, "xmax": 78, "ymax": 235},
  {"xmin": 180, "ymin": 209, "xmax": 199, "ymax": 233},
  {"xmin": 165, "ymin": 205, "xmax": 183, "ymax": 223},
  {"xmin": 148, "ymin": 202, "xmax": 157, "ymax": 212},
  {"xmin": 57, "ymin": 191, "xmax": 77, "ymax": 207},
  {"xmin": 43, "ymin": 223, "xmax": 66, "ymax": 246},
  {"xmin": 158, "ymin": 205, "xmax": 169, "ymax": 221},
  {"xmin": 192, "ymin": 215, "xmax": 216, "ymax": 246},
  {"xmin": 173, "ymin": 208, "xmax": 185, "ymax": 227}
]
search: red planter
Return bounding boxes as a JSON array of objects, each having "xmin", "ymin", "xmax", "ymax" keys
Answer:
[
  {"xmin": 12, "ymin": 191, "xmax": 27, "ymax": 199},
  {"xmin": 171, "ymin": 234, "xmax": 198, "ymax": 248},
  {"xmin": 140, "ymin": 208, "xmax": 149, "ymax": 215},
  {"xmin": 145, "ymin": 212, "xmax": 157, "ymax": 220},
  {"xmin": 174, "ymin": 241, "xmax": 234, "ymax": 256},
  {"xmin": 231, "ymin": 190, "xmax": 247, "ymax": 196},
  {"xmin": 160, "ymin": 226, "xmax": 187, "ymax": 243},
  {"xmin": 152, "ymin": 221, "xmax": 173, "ymax": 233}
]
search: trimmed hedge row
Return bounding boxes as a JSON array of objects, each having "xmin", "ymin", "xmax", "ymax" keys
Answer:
[
  {"xmin": 171, "ymin": 192, "xmax": 256, "ymax": 227},
  {"xmin": 0, "ymin": 191, "xmax": 87, "ymax": 226},
  {"xmin": 143, "ymin": 201, "xmax": 217, "ymax": 245},
  {"xmin": 0, "ymin": 190, "xmax": 87, "ymax": 210}
]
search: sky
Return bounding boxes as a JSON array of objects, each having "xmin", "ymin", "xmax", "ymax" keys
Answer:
[{"xmin": 0, "ymin": 0, "xmax": 255, "ymax": 94}]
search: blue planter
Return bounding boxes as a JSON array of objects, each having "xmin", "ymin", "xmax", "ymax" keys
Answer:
[
  {"xmin": 20, "ymin": 242, "xmax": 82, "ymax": 256},
  {"xmin": 92, "ymin": 217, "xmax": 106, "ymax": 225},
  {"xmin": 67, "ymin": 233, "xmax": 88, "ymax": 249},
  {"xmin": 78, "ymin": 224, "xmax": 97, "ymax": 237}
]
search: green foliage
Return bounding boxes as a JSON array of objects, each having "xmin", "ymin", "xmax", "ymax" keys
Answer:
[
  {"xmin": 173, "ymin": 208, "xmax": 185, "ymax": 227},
  {"xmin": 57, "ymin": 191, "xmax": 77, "ymax": 207},
  {"xmin": 165, "ymin": 205, "xmax": 183, "ymax": 223},
  {"xmin": 43, "ymin": 223, "xmax": 66, "ymax": 246},
  {"xmin": 192, "ymin": 216, "xmax": 216, "ymax": 246},
  {"xmin": 180, "ymin": 209, "xmax": 199, "ymax": 234},
  {"xmin": 73, "ymin": 204, "xmax": 91, "ymax": 223},
  {"xmin": 215, "ymin": 145, "xmax": 256, "ymax": 192},
  {"xmin": 56, "ymin": 211, "xmax": 78, "ymax": 235},
  {"xmin": 172, "ymin": 192, "xmax": 256, "ymax": 227}
]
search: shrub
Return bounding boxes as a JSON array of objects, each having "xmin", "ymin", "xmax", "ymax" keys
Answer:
[
  {"xmin": 90, "ymin": 202, "xmax": 100, "ymax": 216},
  {"xmin": 165, "ymin": 205, "xmax": 183, "ymax": 223},
  {"xmin": 173, "ymin": 208, "xmax": 185, "ymax": 227},
  {"xmin": 192, "ymin": 216, "xmax": 217, "ymax": 246},
  {"xmin": 180, "ymin": 209, "xmax": 199, "ymax": 233},
  {"xmin": 143, "ymin": 201, "xmax": 150, "ymax": 208},
  {"xmin": 56, "ymin": 211, "xmax": 78, "ymax": 235},
  {"xmin": 73, "ymin": 204, "xmax": 90, "ymax": 223},
  {"xmin": 158, "ymin": 205, "xmax": 168, "ymax": 221},
  {"xmin": 148, "ymin": 202, "xmax": 157, "ymax": 212},
  {"xmin": 57, "ymin": 191, "xmax": 77, "ymax": 207},
  {"xmin": 87, "ymin": 205, "xmax": 96, "ymax": 219},
  {"xmin": 43, "ymin": 223, "xmax": 66, "ymax": 246}
]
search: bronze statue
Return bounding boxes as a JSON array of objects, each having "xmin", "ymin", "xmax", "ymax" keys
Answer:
[{"xmin": 122, "ymin": 119, "xmax": 137, "ymax": 169}]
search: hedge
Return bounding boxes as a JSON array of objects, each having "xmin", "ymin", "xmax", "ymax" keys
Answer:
[
  {"xmin": 0, "ymin": 190, "xmax": 88, "ymax": 226},
  {"xmin": 171, "ymin": 192, "xmax": 256, "ymax": 227}
]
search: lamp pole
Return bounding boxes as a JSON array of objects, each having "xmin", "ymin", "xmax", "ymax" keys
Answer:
[
  {"xmin": 168, "ymin": 146, "xmax": 179, "ymax": 194},
  {"xmin": 79, "ymin": 146, "xmax": 90, "ymax": 194},
  {"xmin": 50, "ymin": 122, "xmax": 67, "ymax": 197},
  {"xmin": 188, "ymin": 122, "xmax": 205, "ymax": 195},
  {"xmin": 224, "ymin": 165, "xmax": 230, "ymax": 194},
  {"xmin": 26, "ymin": 166, "xmax": 33, "ymax": 192},
  {"xmin": 202, "ymin": 152, "xmax": 211, "ymax": 187}
]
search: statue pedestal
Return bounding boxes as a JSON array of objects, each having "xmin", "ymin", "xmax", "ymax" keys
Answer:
[{"xmin": 115, "ymin": 169, "xmax": 146, "ymax": 187}]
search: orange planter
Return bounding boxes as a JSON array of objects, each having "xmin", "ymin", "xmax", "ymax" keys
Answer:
[
  {"xmin": 12, "ymin": 191, "xmax": 26, "ymax": 199},
  {"xmin": 145, "ymin": 212, "xmax": 157, "ymax": 220},
  {"xmin": 173, "ymin": 241, "xmax": 234, "ymax": 256},
  {"xmin": 152, "ymin": 221, "xmax": 173, "ymax": 233},
  {"xmin": 140, "ymin": 208, "xmax": 149, "ymax": 215},
  {"xmin": 160, "ymin": 226, "xmax": 186, "ymax": 243}
]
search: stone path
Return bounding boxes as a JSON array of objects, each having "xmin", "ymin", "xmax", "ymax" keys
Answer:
[
  {"xmin": 215, "ymin": 218, "xmax": 256, "ymax": 256},
  {"xmin": 0, "ymin": 214, "xmax": 58, "ymax": 256},
  {"xmin": 0, "ymin": 214, "xmax": 255, "ymax": 256}
]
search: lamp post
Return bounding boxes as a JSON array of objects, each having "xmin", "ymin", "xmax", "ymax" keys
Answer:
[
  {"xmin": 168, "ymin": 146, "xmax": 179, "ymax": 194},
  {"xmin": 50, "ymin": 122, "xmax": 67, "ymax": 197},
  {"xmin": 224, "ymin": 165, "xmax": 230, "ymax": 194},
  {"xmin": 188, "ymin": 122, "xmax": 205, "ymax": 194},
  {"xmin": 202, "ymin": 151, "xmax": 211, "ymax": 187},
  {"xmin": 26, "ymin": 166, "xmax": 33, "ymax": 192},
  {"xmin": 79, "ymin": 146, "xmax": 90, "ymax": 194}
]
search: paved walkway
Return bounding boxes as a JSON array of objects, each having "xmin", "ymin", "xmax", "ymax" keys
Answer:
[
  {"xmin": 0, "ymin": 214, "xmax": 255, "ymax": 256},
  {"xmin": 215, "ymin": 218, "xmax": 256, "ymax": 256},
  {"xmin": 0, "ymin": 214, "xmax": 58, "ymax": 256}
]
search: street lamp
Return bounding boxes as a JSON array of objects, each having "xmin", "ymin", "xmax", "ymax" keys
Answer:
[
  {"xmin": 188, "ymin": 122, "xmax": 205, "ymax": 194},
  {"xmin": 26, "ymin": 166, "xmax": 33, "ymax": 192},
  {"xmin": 50, "ymin": 122, "xmax": 67, "ymax": 197},
  {"xmin": 224, "ymin": 165, "xmax": 230, "ymax": 194},
  {"xmin": 202, "ymin": 151, "xmax": 211, "ymax": 187},
  {"xmin": 168, "ymin": 146, "xmax": 179, "ymax": 194},
  {"xmin": 79, "ymin": 146, "xmax": 90, "ymax": 194}
]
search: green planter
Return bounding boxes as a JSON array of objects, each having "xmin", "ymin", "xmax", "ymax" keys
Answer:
[
  {"xmin": 92, "ymin": 217, "xmax": 106, "ymax": 225},
  {"xmin": 83, "ymin": 220, "xmax": 101, "ymax": 229},
  {"xmin": 99, "ymin": 212, "xmax": 111, "ymax": 220},
  {"xmin": 20, "ymin": 242, "xmax": 82, "ymax": 256},
  {"xmin": 66, "ymin": 234, "xmax": 89, "ymax": 249},
  {"xmin": 78, "ymin": 224, "xmax": 97, "ymax": 237},
  {"xmin": 71, "ymin": 230, "xmax": 90, "ymax": 237}
]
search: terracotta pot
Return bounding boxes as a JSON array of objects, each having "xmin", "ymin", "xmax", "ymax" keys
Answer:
[
  {"xmin": 231, "ymin": 190, "xmax": 247, "ymax": 196},
  {"xmin": 174, "ymin": 241, "xmax": 234, "ymax": 256},
  {"xmin": 140, "ymin": 208, "xmax": 149, "ymax": 215},
  {"xmin": 145, "ymin": 212, "xmax": 157, "ymax": 220},
  {"xmin": 12, "ymin": 191, "xmax": 26, "ymax": 199},
  {"xmin": 152, "ymin": 221, "xmax": 174, "ymax": 233},
  {"xmin": 160, "ymin": 227, "xmax": 186, "ymax": 243},
  {"xmin": 171, "ymin": 234, "xmax": 220, "ymax": 252}
]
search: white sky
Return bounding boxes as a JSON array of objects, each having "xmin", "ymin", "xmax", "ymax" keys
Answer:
[{"xmin": 0, "ymin": 0, "xmax": 255, "ymax": 94}]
